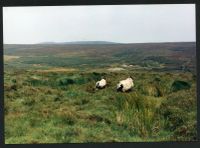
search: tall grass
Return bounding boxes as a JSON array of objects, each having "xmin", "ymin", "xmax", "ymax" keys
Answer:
[{"xmin": 4, "ymin": 70, "xmax": 197, "ymax": 143}]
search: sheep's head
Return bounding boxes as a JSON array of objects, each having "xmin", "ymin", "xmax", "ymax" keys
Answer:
[
  {"xmin": 117, "ymin": 83, "xmax": 123, "ymax": 92},
  {"xmin": 96, "ymin": 82, "xmax": 100, "ymax": 88}
]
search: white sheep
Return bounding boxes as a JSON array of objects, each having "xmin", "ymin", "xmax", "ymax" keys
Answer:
[
  {"xmin": 96, "ymin": 78, "xmax": 107, "ymax": 89},
  {"xmin": 117, "ymin": 77, "xmax": 134, "ymax": 92}
]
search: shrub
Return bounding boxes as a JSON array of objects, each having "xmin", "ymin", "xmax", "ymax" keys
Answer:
[
  {"xmin": 171, "ymin": 80, "xmax": 191, "ymax": 92},
  {"xmin": 75, "ymin": 77, "xmax": 88, "ymax": 85},
  {"xmin": 58, "ymin": 78, "xmax": 75, "ymax": 86},
  {"xmin": 90, "ymin": 72, "xmax": 104, "ymax": 81},
  {"xmin": 160, "ymin": 89, "xmax": 197, "ymax": 140}
]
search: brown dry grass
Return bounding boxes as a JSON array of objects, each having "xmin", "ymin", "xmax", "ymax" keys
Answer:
[
  {"xmin": 4, "ymin": 55, "xmax": 20, "ymax": 62},
  {"xmin": 36, "ymin": 67, "xmax": 77, "ymax": 73}
]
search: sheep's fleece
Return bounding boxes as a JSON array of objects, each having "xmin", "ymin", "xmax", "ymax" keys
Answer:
[
  {"xmin": 117, "ymin": 78, "xmax": 134, "ymax": 92},
  {"xmin": 96, "ymin": 79, "xmax": 107, "ymax": 88}
]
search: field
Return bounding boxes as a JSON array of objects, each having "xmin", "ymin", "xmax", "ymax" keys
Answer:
[{"xmin": 4, "ymin": 42, "xmax": 197, "ymax": 143}]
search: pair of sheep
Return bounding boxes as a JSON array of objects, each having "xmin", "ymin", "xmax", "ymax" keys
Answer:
[{"xmin": 95, "ymin": 77, "xmax": 134, "ymax": 92}]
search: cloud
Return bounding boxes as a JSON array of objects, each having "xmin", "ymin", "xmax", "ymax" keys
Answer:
[{"xmin": 3, "ymin": 4, "xmax": 196, "ymax": 44}]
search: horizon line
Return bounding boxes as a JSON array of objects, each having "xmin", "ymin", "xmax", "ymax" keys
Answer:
[{"xmin": 3, "ymin": 40, "xmax": 196, "ymax": 45}]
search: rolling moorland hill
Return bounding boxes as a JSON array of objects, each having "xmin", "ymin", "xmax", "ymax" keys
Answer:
[
  {"xmin": 4, "ymin": 41, "xmax": 197, "ymax": 143},
  {"xmin": 4, "ymin": 42, "xmax": 196, "ymax": 72}
]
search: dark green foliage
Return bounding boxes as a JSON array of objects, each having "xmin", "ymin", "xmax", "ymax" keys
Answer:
[
  {"xmin": 61, "ymin": 116, "xmax": 76, "ymax": 126},
  {"xmin": 160, "ymin": 88, "xmax": 196, "ymax": 141},
  {"xmin": 171, "ymin": 80, "xmax": 191, "ymax": 92},
  {"xmin": 59, "ymin": 78, "xmax": 75, "ymax": 86},
  {"xmin": 10, "ymin": 84, "xmax": 17, "ymax": 91},
  {"xmin": 28, "ymin": 79, "xmax": 43, "ymax": 86},
  {"xmin": 54, "ymin": 96, "xmax": 61, "ymax": 102},
  {"xmin": 12, "ymin": 79, "xmax": 17, "ymax": 83},
  {"xmin": 90, "ymin": 72, "xmax": 103, "ymax": 81},
  {"xmin": 75, "ymin": 77, "xmax": 88, "ymax": 85}
]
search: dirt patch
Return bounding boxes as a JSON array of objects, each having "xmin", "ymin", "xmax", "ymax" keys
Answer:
[
  {"xmin": 32, "ymin": 64, "xmax": 42, "ymax": 67},
  {"xmin": 36, "ymin": 68, "xmax": 77, "ymax": 73},
  {"xmin": 4, "ymin": 55, "xmax": 20, "ymax": 62},
  {"xmin": 107, "ymin": 67, "xmax": 125, "ymax": 72}
]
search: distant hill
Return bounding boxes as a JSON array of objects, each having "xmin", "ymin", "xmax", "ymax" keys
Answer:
[
  {"xmin": 38, "ymin": 41, "xmax": 120, "ymax": 45},
  {"xmin": 4, "ymin": 42, "xmax": 196, "ymax": 72}
]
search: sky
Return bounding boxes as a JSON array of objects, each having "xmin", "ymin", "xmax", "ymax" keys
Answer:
[{"xmin": 3, "ymin": 4, "xmax": 196, "ymax": 44}]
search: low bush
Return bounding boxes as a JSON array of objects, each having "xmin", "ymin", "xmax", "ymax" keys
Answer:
[
  {"xmin": 160, "ymin": 89, "xmax": 197, "ymax": 140},
  {"xmin": 171, "ymin": 80, "xmax": 191, "ymax": 92}
]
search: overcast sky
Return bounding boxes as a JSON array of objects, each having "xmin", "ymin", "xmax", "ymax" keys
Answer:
[{"xmin": 3, "ymin": 4, "xmax": 196, "ymax": 44}]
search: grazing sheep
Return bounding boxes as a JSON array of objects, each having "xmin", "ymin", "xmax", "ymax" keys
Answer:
[
  {"xmin": 117, "ymin": 77, "xmax": 134, "ymax": 92},
  {"xmin": 96, "ymin": 78, "xmax": 107, "ymax": 89}
]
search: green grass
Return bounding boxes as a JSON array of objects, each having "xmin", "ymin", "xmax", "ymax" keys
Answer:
[
  {"xmin": 4, "ymin": 68, "xmax": 197, "ymax": 143},
  {"xmin": 4, "ymin": 42, "xmax": 196, "ymax": 143}
]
